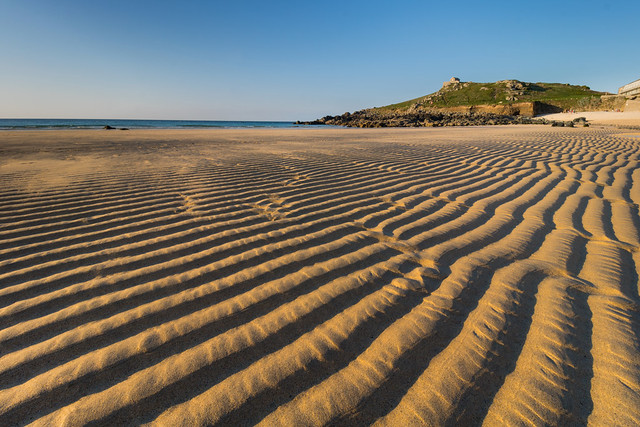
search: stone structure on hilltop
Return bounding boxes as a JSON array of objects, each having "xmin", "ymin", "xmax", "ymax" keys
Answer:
[{"xmin": 442, "ymin": 77, "xmax": 460, "ymax": 88}]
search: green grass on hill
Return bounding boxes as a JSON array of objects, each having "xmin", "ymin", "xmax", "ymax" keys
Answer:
[{"xmin": 376, "ymin": 81, "xmax": 607, "ymax": 111}]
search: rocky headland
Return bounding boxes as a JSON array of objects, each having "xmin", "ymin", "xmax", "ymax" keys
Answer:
[{"xmin": 297, "ymin": 78, "xmax": 624, "ymax": 128}]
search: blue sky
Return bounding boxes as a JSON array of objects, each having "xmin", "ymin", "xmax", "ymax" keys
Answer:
[{"xmin": 1, "ymin": 0, "xmax": 639, "ymax": 120}]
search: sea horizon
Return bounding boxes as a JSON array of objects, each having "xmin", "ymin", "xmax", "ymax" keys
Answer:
[{"xmin": 0, "ymin": 118, "xmax": 310, "ymax": 130}]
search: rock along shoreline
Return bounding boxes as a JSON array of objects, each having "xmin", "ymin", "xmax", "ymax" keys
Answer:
[{"xmin": 296, "ymin": 110, "xmax": 589, "ymax": 128}]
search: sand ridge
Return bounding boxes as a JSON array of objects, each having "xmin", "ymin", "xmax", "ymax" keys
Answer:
[{"xmin": 0, "ymin": 127, "xmax": 639, "ymax": 425}]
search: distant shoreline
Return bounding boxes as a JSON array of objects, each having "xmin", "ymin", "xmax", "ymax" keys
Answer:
[
  {"xmin": 0, "ymin": 119, "xmax": 310, "ymax": 131},
  {"xmin": 3, "ymin": 111, "xmax": 639, "ymax": 131}
]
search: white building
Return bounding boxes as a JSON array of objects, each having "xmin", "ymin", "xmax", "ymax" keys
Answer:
[{"xmin": 618, "ymin": 78, "xmax": 640, "ymax": 97}]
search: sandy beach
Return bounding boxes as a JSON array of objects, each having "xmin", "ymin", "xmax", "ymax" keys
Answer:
[
  {"xmin": 538, "ymin": 110, "xmax": 640, "ymax": 128},
  {"xmin": 1, "ymin": 126, "xmax": 639, "ymax": 425}
]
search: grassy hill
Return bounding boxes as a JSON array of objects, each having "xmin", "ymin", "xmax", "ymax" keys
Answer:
[
  {"xmin": 376, "ymin": 80, "xmax": 609, "ymax": 113},
  {"xmin": 298, "ymin": 79, "xmax": 626, "ymax": 127}
]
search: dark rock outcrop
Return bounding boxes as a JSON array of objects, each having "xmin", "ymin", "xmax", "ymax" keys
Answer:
[{"xmin": 297, "ymin": 109, "xmax": 549, "ymax": 128}]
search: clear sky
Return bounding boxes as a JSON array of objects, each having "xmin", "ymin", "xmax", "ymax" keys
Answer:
[{"xmin": 1, "ymin": 0, "xmax": 639, "ymax": 121}]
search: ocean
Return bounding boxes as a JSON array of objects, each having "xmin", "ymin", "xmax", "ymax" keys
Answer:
[{"xmin": 0, "ymin": 119, "xmax": 305, "ymax": 130}]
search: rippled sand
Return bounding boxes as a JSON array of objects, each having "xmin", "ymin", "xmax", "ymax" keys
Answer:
[{"xmin": 1, "ymin": 127, "xmax": 639, "ymax": 426}]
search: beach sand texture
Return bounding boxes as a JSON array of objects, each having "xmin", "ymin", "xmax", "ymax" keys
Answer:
[
  {"xmin": 1, "ymin": 127, "xmax": 639, "ymax": 426},
  {"xmin": 538, "ymin": 111, "xmax": 640, "ymax": 128}
]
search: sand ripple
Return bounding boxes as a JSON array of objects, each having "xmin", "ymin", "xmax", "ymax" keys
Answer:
[{"xmin": 0, "ymin": 127, "xmax": 639, "ymax": 426}]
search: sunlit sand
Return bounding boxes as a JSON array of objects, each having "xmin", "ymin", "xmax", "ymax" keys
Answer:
[
  {"xmin": 1, "ymin": 127, "xmax": 639, "ymax": 425},
  {"xmin": 538, "ymin": 110, "xmax": 640, "ymax": 128}
]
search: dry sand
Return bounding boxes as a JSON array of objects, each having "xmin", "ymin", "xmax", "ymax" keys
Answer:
[
  {"xmin": 0, "ymin": 126, "xmax": 639, "ymax": 426},
  {"xmin": 538, "ymin": 110, "xmax": 640, "ymax": 128}
]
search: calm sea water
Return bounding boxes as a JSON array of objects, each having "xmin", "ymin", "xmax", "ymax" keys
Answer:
[{"xmin": 0, "ymin": 119, "xmax": 305, "ymax": 130}]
